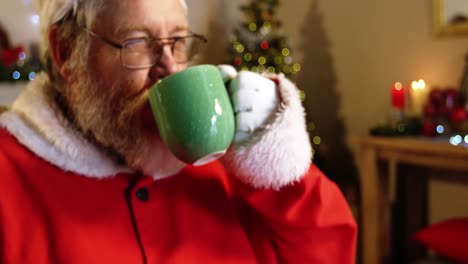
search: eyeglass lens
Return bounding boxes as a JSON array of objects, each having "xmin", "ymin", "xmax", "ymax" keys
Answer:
[{"xmin": 122, "ymin": 36, "xmax": 204, "ymax": 68}]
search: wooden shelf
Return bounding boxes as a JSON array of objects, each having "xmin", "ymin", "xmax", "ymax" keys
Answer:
[{"xmin": 357, "ymin": 135, "xmax": 468, "ymax": 264}]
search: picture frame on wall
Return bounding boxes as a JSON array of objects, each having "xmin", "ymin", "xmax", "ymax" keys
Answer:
[{"xmin": 433, "ymin": 0, "xmax": 468, "ymax": 37}]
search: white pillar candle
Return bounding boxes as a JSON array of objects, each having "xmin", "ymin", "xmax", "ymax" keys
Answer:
[{"xmin": 409, "ymin": 79, "xmax": 427, "ymax": 117}]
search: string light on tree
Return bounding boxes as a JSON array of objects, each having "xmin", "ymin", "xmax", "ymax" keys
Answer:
[
  {"xmin": 298, "ymin": 90, "xmax": 306, "ymax": 101},
  {"xmin": 227, "ymin": 0, "xmax": 301, "ymax": 78}
]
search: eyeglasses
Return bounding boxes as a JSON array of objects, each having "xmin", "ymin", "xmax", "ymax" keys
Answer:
[{"xmin": 82, "ymin": 28, "xmax": 207, "ymax": 69}]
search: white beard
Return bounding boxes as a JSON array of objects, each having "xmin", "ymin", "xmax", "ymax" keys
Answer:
[{"xmin": 60, "ymin": 66, "xmax": 185, "ymax": 179}]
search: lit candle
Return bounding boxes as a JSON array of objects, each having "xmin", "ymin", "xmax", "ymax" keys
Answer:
[
  {"xmin": 391, "ymin": 82, "xmax": 405, "ymax": 110},
  {"xmin": 410, "ymin": 79, "xmax": 427, "ymax": 117}
]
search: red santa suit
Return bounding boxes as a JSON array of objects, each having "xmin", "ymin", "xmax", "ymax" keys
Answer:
[{"xmin": 0, "ymin": 73, "xmax": 357, "ymax": 264}]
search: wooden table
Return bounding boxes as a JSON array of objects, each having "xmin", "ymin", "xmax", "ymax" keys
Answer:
[{"xmin": 358, "ymin": 136, "xmax": 468, "ymax": 264}]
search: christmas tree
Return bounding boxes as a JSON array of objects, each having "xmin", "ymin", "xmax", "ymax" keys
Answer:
[
  {"xmin": 227, "ymin": 0, "xmax": 301, "ymax": 79},
  {"xmin": 226, "ymin": 0, "xmax": 325, "ymax": 168}
]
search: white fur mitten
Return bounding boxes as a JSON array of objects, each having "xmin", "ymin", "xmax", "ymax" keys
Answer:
[
  {"xmin": 218, "ymin": 65, "xmax": 280, "ymax": 142},
  {"xmin": 217, "ymin": 65, "xmax": 312, "ymax": 190}
]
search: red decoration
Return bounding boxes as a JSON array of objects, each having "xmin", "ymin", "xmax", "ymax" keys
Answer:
[
  {"xmin": 422, "ymin": 120, "xmax": 437, "ymax": 137},
  {"xmin": 429, "ymin": 88, "xmax": 444, "ymax": 106},
  {"xmin": 0, "ymin": 45, "xmax": 24, "ymax": 67},
  {"xmin": 444, "ymin": 88, "xmax": 463, "ymax": 110},
  {"xmin": 423, "ymin": 103, "xmax": 437, "ymax": 118},
  {"xmin": 234, "ymin": 57, "xmax": 242, "ymax": 66},
  {"xmin": 260, "ymin": 40, "xmax": 269, "ymax": 50},
  {"xmin": 439, "ymin": 105, "xmax": 450, "ymax": 116},
  {"xmin": 450, "ymin": 107, "xmax": 468, "ymax": 123},
  {"xmin": 391, "ymin": 82, "xmax": 405, "ymax": 110}
]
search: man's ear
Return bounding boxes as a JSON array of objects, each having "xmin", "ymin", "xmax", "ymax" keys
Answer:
[{"xmin": 48, "ymin": 24, "xmax": 73, "ymax": 81}]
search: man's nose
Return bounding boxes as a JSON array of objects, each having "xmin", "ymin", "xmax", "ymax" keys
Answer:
[{"xmin": 149, "ymin": 45, "xmax": 179, "ymax": 80}]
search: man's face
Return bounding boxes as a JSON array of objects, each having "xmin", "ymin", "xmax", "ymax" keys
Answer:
[
  {"xmin": 89, "ymin": 0, "xmax": 189, "ymax": 94},
  {"xmin": 62, "ymin": 0, "xmax": 188, "ymax": 175}
]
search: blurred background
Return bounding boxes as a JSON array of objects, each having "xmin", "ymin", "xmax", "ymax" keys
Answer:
[{"xmin": 1, "ymin": 0, "xmax": 468, "ymax": 263}]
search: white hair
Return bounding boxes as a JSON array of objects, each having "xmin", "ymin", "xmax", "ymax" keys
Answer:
[{"xmin": 34, "ymin": 0, "xmax": 188, "ymax": 80}]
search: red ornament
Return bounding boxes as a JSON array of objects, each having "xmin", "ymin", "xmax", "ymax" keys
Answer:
[
  {"xmin": 234, "ymin": 57, "xmax": 242, "ymax": 66},
  {"xmin": 439, "ymin": 105, "xmax": 450, "ymax": 117},
  {"xmin": 0, "ymin": 45, "xmax": 25, "ymax": 68},
  {"xmin": 422, "ymin": 120, "xmax": 437, "ymax": 137},
  {"xmin": 444, "ymin": 88, "xmax": 462, "ymax": 110},
  {"xmin": 429, "ymin": 88, "xmax": 444, "ymax": 106},
  {"xmin": 423, "ymin": 103, "xmax": 437, "ymax": 118},
  {"xmin": 1, "ymin": 49, "xmax": 16, "ymax": 67},
  {"xmin": 260, "ymin": 41, "xmax": 269, "ymax": 50},
  {"xmin": 450, "ymin": 107, "xmax": 468, "ymax": 123}
]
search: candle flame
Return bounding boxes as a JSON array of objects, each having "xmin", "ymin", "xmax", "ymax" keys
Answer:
[
  {"xmin": 395, "ymin": 82, "xmax": 403, "ymax": 90},
  {"xmin": 412, "ymin": 79, "xmax": 426, "ymax": 90},
  {"xmin": 418, "ymin": 79, "xmax": 426, "ymax": 90}
]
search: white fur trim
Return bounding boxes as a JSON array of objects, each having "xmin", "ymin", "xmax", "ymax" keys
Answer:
[
  {"xmin": 221, "ymin": 74, "xmax": 312, "ymax": 190},
  {"xmin": 0, "ymin": 73, "xmax": 132, "ymax": 178}
]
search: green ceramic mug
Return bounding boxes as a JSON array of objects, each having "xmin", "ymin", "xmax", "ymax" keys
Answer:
[{"xmin": 148, "ymin": 64, "xmax": 235, "ymax": 166}]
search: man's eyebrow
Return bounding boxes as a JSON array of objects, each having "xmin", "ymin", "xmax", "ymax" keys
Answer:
[
  {"xmin": 112, "ymin": 24, "xmax": 191, "ymax": 38},
  {"xmin": 113, "ymin": 25, "xmax": 152, "ymax": 37},
  {"xmin": 171, "ymin": 25, "xmax": 191, "ymax": 34}
]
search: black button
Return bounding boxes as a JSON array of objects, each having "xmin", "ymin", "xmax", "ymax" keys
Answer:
[{"xmin": 135, "ymin": 187, "xmax": 149, "ymax": 201}]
